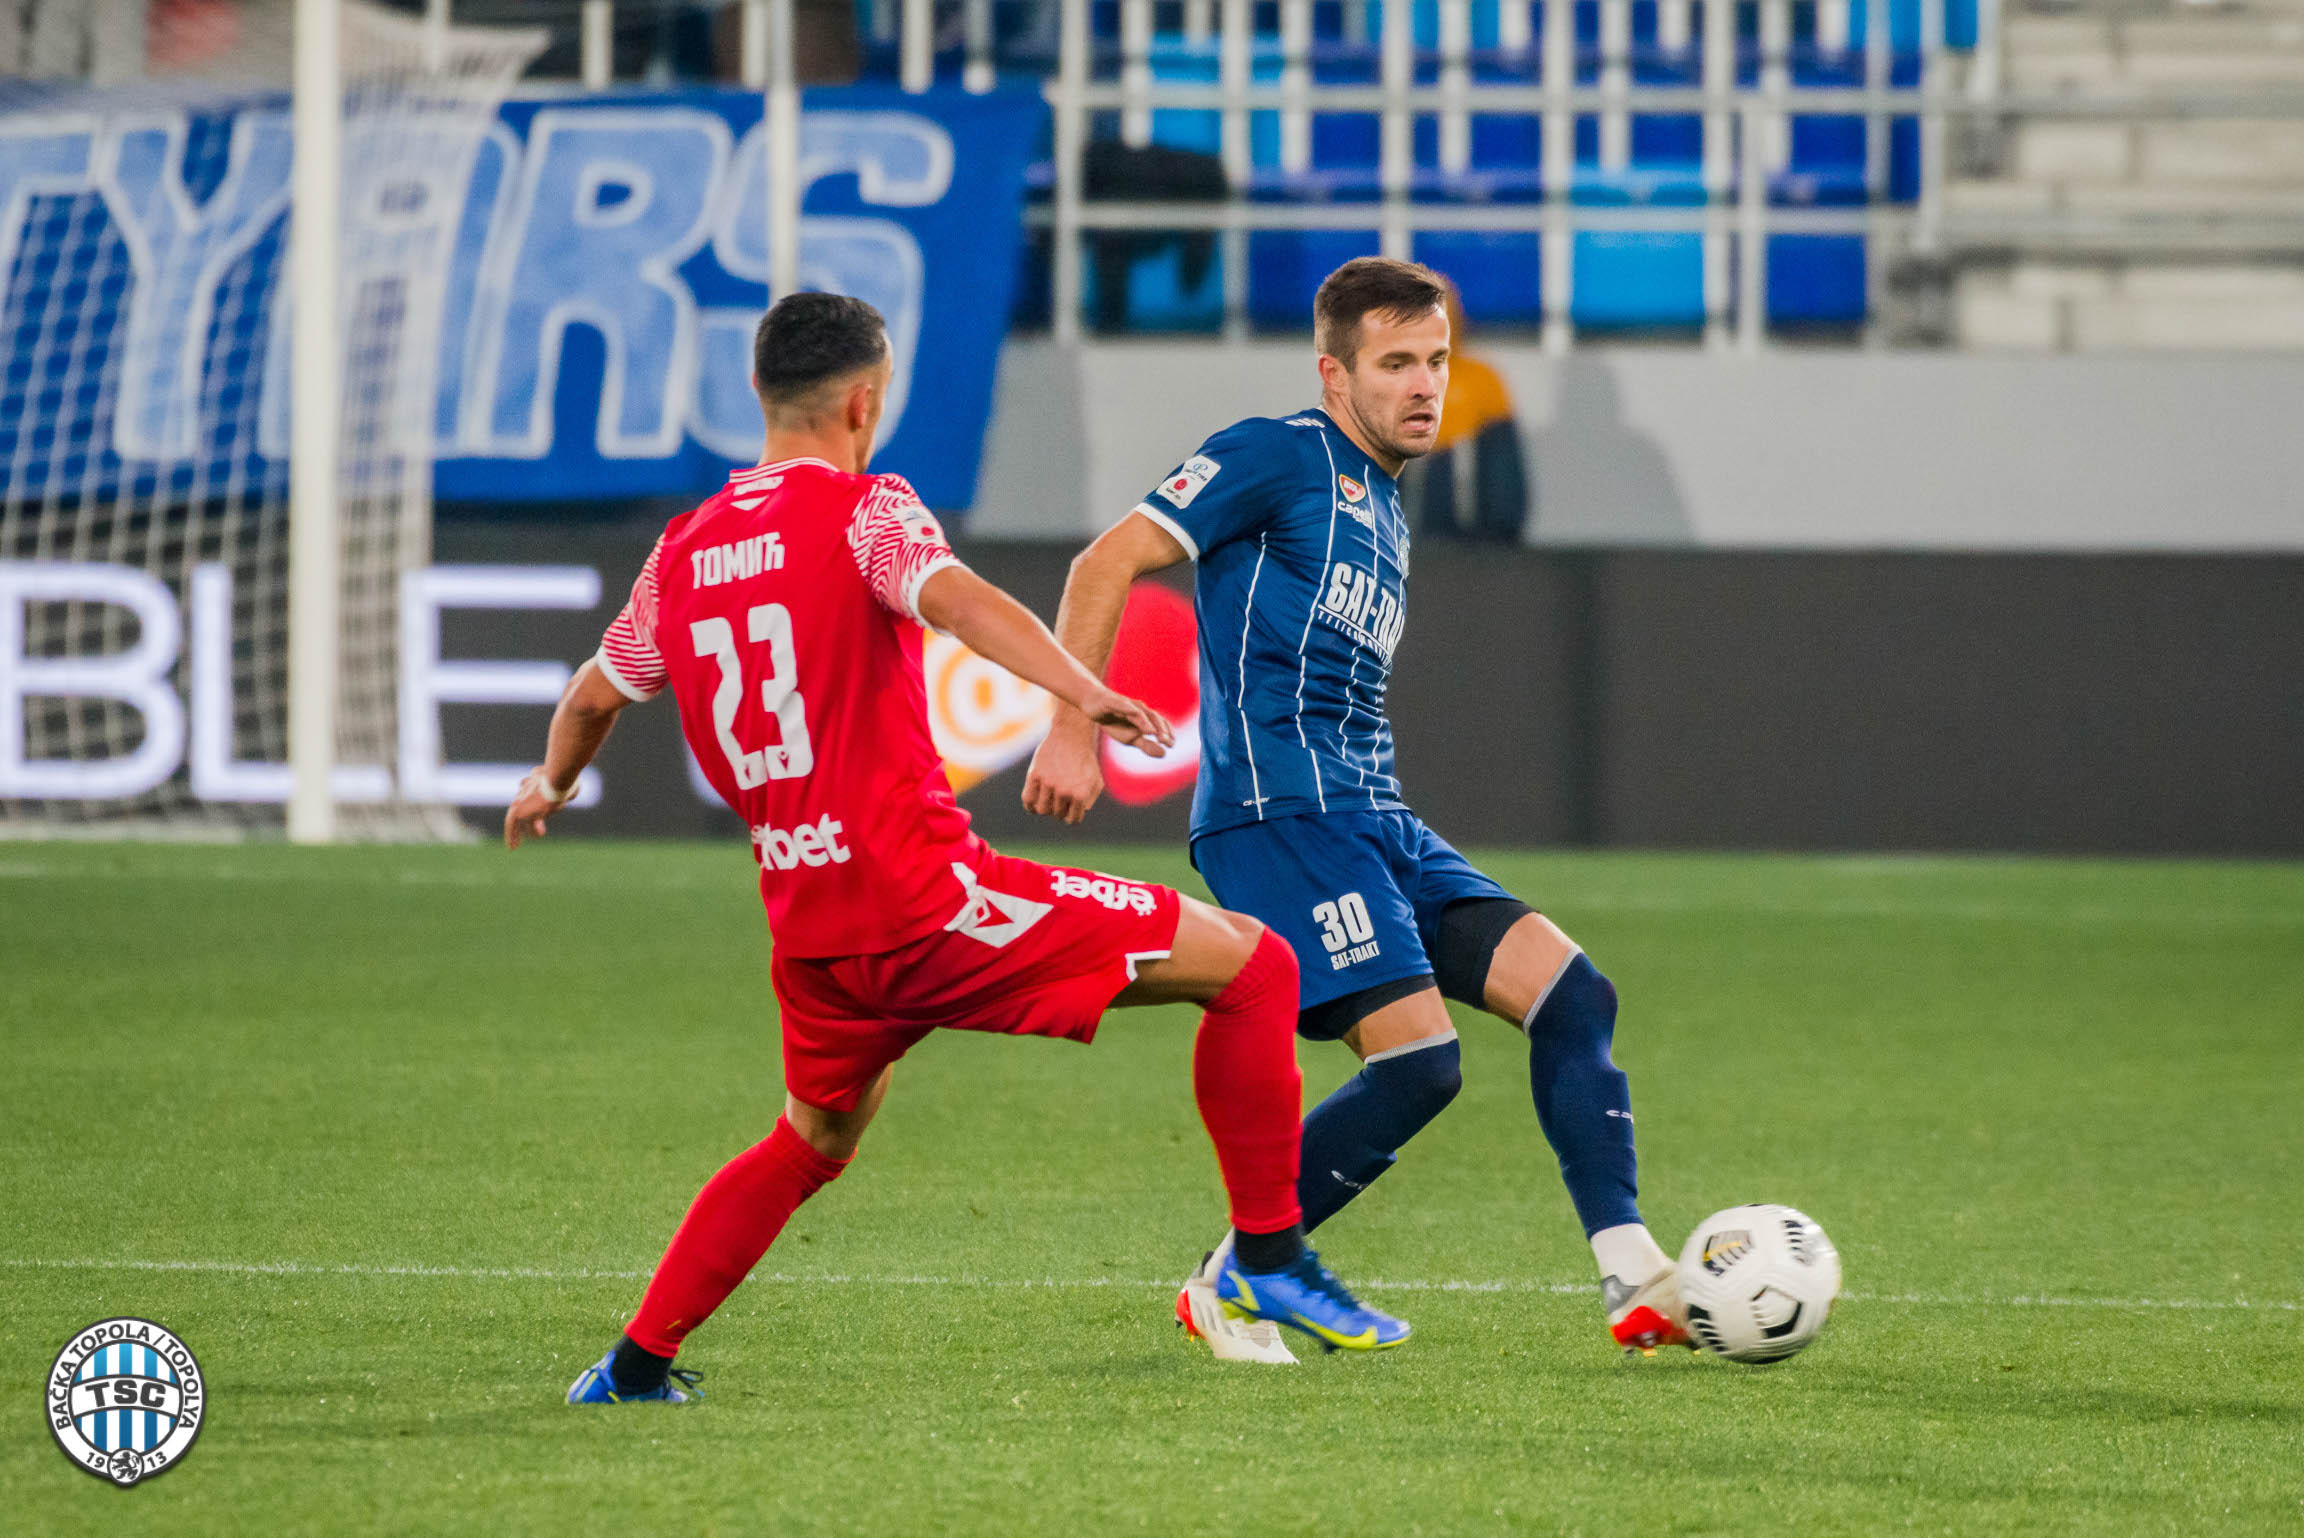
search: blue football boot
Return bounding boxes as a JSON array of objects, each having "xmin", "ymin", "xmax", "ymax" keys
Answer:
[
  {"xmin": 1214, "ymin": 1248, "xmax": 1410, "ymax": 1353},
  {"xmin": 566, "ymin": 1349, "xmax": 704, "ymax": 1405}
]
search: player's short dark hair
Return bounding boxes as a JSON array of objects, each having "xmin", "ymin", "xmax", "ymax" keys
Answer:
[
  {"xmin": 1314, "ymin": 257, "xmax": 1448, "ymax": 367},
  {"xmin": 752, "ymin": 291, "xmax": 890, "ymax": 404}
]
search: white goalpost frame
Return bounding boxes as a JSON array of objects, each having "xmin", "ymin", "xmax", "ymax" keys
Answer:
[
  {"xmin": 0, "ymin": 0, "xmax": 544, "ymax": 840},
  {"xmin": 768, "ymin": 0, "xmax": 803, "ymax": 301},
  {"xmin": 289, "ymin": 0, "xmax": 343, "ymax": 845}
]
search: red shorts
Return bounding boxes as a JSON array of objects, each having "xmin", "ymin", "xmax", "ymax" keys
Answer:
[{"xmin": 770, "ymin": 849, "xmax": 1184, "ymax": 1113}]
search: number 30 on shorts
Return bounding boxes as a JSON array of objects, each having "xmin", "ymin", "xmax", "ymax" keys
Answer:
[{"xmin": 1312, "ymin": 892, "xmax": 1376, "ymax": 955}]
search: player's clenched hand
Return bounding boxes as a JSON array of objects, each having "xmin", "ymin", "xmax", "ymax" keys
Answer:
[
  {"xmin": 503, "ymin": 768, "xmax": 572, "ymax": 850},
  {"xmin": 1023, "ymin": 718, "xmax": 1109, "ymax": 825}
]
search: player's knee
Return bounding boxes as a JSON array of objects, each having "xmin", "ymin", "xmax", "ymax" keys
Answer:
[
  {"xmin": 784, "ymin": 1095, "xmax": 867, "ymax": 1162},
  {"xmin": 1527, "ymin": 952, "xmax": 1619, "ymax": 1060},
  {"xmin": 1432, "ymin": 897, "xmax": 1537, "ymax": 1009},
  {"xmin": 1378, "ymin": 1034, "xmax": 1463, "ymax": 1124},
  {"xmin": 1208, "ymin": 915, "xmax": 1296, "ymax": 1011}
]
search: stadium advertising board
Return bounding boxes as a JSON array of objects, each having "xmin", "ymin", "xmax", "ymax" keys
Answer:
[
  {"xmin": 0, "ymin": 85, "xmax": 1041, "ymax": 512},
  {"xmin": 6, "ymin": 526, "xmax": 2300, "ymax": 854},
  {"xmin": 0, "ymin": 540, "xmax": 1200, "ymax": 833}
]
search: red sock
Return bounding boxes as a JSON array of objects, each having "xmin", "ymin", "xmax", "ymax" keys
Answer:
[
  {"xmin": 1194, "ymin": 928, "xmax": 1305, "ymax": 1234},
  {"xmin": 625, "ymin": 1116, "xmax": 849, "ymax": 1356}
]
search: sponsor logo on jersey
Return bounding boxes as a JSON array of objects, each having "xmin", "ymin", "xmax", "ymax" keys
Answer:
[
  {"xmin": 1156, "ymin": 455, "xmax": 1220, "ymax": 509},
  {"xmin": 1319, "ymin": 560, "xmax": 1406, "ymax": 659},
  {"xmin": 1337, "ymin": 473, "xmax": 1365, "ymax": 502},
  {"xmin": 1049, "ymin": 869, "xmax": 1159, "ymax": 915},
  {"xmin": 47, "ymin": 1318, "xmax": 204, "ymax": 1486},
  {"xmin": 897, "ymin": 503, "xmax": 946, "ymax": 545},
  {"xmin": 751, "ymin": 813, "xmax": 853, "ymax": 870},
  {"xmin": 691, "ymin": 532, "xmax": 785, "ymax": 589}
]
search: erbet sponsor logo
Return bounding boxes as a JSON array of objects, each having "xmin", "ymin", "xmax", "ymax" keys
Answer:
[
  {"xmin": 751, "ymin": 813, "xmax": 853, "ymax": 870},
  {"xmin": 1050, "ymin": 869, "xmax": 1158, "ymax": 915},
  {"xmin": 1337, "ymin": 473, "xmax": 1366, "ymax": 502},
  {"xmin": 691, "ymin": 532, "xmax": 785, "ymax": 589},
  {"xmin": 1319, "ymin": 561, "xmax": 1406, "ymax": 659}
]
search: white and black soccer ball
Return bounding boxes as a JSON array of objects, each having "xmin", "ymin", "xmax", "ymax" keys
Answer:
[{"xmin": 1676, "ymin": 1204, "xmax": 1841, "ymax": 1365}]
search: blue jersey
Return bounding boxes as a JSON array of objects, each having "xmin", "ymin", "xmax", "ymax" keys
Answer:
[{"xmin": 1133, "ymin": 408, "xmax": 1410, "ymax": 841}]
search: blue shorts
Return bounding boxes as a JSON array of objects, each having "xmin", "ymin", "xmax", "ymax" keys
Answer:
[{"xmin": 1192, "ymin": 809, "xmax": 1520, "ymax": 1036}]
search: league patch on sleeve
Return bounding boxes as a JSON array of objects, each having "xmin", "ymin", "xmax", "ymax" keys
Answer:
[{"xmin": 1156, "ymin": 455, "xmax": 1221, "ymax": 509}]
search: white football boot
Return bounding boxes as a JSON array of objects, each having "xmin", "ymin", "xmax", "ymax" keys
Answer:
[
  {"xmin": 1605, "ymin": 1265, "xmax": 1694, "ymax": 1355},
  {"xmin": 1175, "ymin": 1236, "xmax": 1299, "ymax": 1364}
]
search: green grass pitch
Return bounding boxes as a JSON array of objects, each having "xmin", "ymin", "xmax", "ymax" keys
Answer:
[{"xmin": 2, "ymin": 840, "xmax": 2299, "ymax": 1535}]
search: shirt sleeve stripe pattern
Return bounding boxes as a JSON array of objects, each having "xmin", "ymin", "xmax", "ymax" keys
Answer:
[
  {"xmin": 597, "ymin": 537, "xmax": 669, "ymax": 700},
  {"xmin": 847, "ymin": 474, "xmax": 961, "ymax": 622}
]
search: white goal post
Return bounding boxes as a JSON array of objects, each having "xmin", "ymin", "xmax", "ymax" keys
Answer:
[{"xmin": 288, "ymin": 0, "xmax": 342, "ymax": 844}]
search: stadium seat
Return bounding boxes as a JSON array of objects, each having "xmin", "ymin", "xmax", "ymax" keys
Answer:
[{"xmin": 1007, "ymin": 0, "xmax": 1951, "ymax": 333}]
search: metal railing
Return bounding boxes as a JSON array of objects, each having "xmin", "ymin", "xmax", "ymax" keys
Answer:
[
  {"xmin": 1045, "ymin": 0, "xmax": 1981, "ymax": 350},
  {"xmin": 559, "ymin": 0, "xmax": 2304, "ymax": 346}
]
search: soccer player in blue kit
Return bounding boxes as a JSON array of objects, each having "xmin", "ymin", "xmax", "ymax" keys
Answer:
[{"xmin": 1024, "ymin": 258, "xmax": 1690, "ymax": 1364}]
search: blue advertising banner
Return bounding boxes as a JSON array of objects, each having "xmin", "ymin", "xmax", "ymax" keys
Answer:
[{"xmin": 0, "ymin": 86, "xmax": 1043, "ymax": 512}]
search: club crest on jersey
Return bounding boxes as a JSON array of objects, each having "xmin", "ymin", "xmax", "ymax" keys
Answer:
[
  {"xmin": 1157, "ymin": 455, "xmax": 1220, "ymax": 510},
  {"xmin": 1337, "ymin": 473, "xmax": 1366, "ymax": 502}
]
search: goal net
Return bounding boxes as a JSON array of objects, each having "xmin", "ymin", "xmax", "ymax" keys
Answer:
[{"xmin": 0, "ymin": 0, "xmax": 544, "ymax": 838}]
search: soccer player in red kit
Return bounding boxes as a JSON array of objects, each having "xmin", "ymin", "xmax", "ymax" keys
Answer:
[{"xmin": 506, "ymin": 293, "xmax": 1409, "ymax": 1403}]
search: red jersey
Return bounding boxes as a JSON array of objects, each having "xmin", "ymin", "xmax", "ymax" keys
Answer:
[{"xmin": 593, "ymin": 456, "xmax": 986, "ymax": 959}]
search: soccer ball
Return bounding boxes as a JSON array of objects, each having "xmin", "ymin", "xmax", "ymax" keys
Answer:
[{"xmin": 1676, "ymin": 1204, "xmax": 1841, "ymax": 1364}]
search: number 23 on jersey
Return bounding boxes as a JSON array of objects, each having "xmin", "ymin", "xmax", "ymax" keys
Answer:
[{"xmin": 691, "ymin": 602, "xmax": 814, "ymax": 788}]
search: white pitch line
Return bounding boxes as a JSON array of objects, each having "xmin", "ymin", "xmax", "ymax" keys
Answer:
[
  {"xmin": 2, "ymin": 1258, "xmax": 2294, "ymax": 1313},
  {"xmin": 3, "ymin": 857, "xmax": 2301, "ymax": 931}
]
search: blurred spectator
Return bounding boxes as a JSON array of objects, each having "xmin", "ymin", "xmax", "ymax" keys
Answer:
[
  {"xmin": 712, "ymin": 0, "xmax": 857, "ymax": 83},
  {"xmin": 1404, "ymin": 279, "xmax": 1527, "ymax": 542},
  {"xmin": 1082, "ymin": 140, "xmax": 1227, "ymax": 334}
]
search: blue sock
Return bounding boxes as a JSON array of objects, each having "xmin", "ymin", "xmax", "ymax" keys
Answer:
[
  {"xmin": 1525, "ymin": 953, "xmax": 1643, "ymax": 1237},
  {"xmin": 1296, "ymin": 1034, "xmax": 1462, "ymax": 1233}
]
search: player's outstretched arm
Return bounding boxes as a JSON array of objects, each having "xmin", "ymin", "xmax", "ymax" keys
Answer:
[
  {"xmin": 504, "ymin": 660, "xmax": 634, "ymax": 850},
  {"xmin": 916, "ymin": 564, "xmax": 1173, "ymax": 755},
  {"xmin": 1022, "ymin": 512, "xmax": 1191, "ymax": 825}
]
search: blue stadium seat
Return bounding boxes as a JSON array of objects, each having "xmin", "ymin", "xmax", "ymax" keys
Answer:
[{"xmin": 1004, "ymin": 0, "xmax": 1952, "ymax": 333}]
